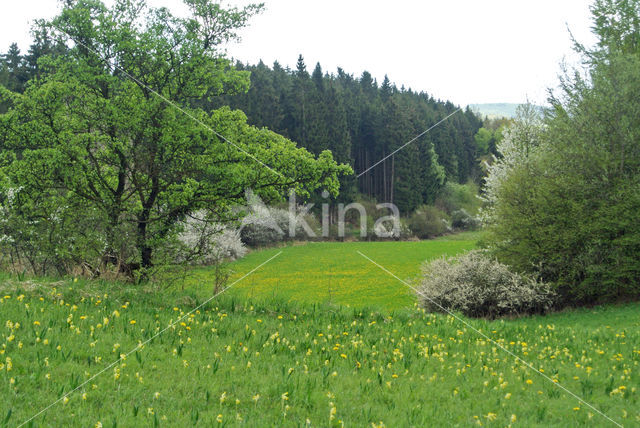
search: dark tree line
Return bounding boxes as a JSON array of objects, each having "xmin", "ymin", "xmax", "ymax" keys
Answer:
[
  {"xmin": 1, "ymin": 44, "xmax": 483, "ymax": 213},
  {"xmin": 203, "ymin": 56, "xmax": 483, "ymax": 213}
]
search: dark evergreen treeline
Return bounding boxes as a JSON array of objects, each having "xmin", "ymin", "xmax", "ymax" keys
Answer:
[
  {"xmin": 1, "ymin": 41, "xmax": 483, "ymax": 213},
  {"xmin": 204, "ymin": 56, "xmax": 483, "ymax": 212},
  {"xmin": 0, "ymin": 30, "xmax": 67, "ymax": 111}
]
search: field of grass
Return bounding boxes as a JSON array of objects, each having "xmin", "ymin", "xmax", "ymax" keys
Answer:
[
  {"xmin": 0, "ymin": 279, "xmax": 638, "ymax": 427},
  {"xmin": 185, "ymin": 233, "xmax": 479, "ymax": 310},
  {"xmin": 1, "ymin": 234, "xmax": 638, "ymax": 427}
]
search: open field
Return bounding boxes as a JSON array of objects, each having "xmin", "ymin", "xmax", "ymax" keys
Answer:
[
  {"xmin": 185, "ymin": 233, "xmax": 480, "ymax": 311},
  {"xmin": 0, "ymin": 235, "xmax": 638, "ymax": 427},
  {"xmin": 0, "ymin": 284, "xmax": 638, "ymax": 427}
]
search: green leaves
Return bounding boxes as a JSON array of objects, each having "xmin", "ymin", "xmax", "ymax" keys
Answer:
[{"xmin": 0, "ymin": 0, "xmax": 349, "ymax": 276}]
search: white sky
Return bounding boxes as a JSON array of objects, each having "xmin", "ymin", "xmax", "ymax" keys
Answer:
[{"xmin": 0, "ymin": 0, "xmax": 596, "ymax": 106}]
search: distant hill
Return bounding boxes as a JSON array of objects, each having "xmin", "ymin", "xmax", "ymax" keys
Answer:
[{"xmin": 468, "ymin": 103, "xmax": 542, "ymax": 119}]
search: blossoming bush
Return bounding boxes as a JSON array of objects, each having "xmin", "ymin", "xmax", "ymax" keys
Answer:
[
  {"xmin": 176, "ymin": 214, "xmax": 247, "ymax": 265},
  {"xmin": 417, "ymin": 250, "xmax": 556, "ymax": 318},
  {"xmin": 239, "ymin": 206, "xmax": 318, "ymax": 247}
]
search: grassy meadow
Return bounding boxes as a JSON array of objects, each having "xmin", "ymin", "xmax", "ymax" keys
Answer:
[
  {"xmin": 0, "ymin": 234, "xmax": 638, "ymax": 427},
  {"xmin": 185, "ymin": 233, "xmax": 480, "ymax": 310}
]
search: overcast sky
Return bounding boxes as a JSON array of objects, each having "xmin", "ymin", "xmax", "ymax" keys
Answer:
[{"xmin": 0, "ymin": 0, "xmax": 596, "ymax": 106}]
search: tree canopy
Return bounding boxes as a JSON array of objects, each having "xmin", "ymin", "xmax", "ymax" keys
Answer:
[
  {"xmin": 0, "ymin": 0, "xmax": 350, "ymax": 277},
  {"xmin": 203, "ymin": 59, "xmax": 483, "ymax": 213},
  {"xmin": 484, "ymin": 0, "xmax": 640, "ymax": 303}
]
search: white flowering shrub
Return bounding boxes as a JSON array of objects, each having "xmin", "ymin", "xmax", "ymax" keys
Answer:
[
  {"xmin": 176, "ymin": 213, "xmax": 246, "ymax": 265},
  {"xmin": 239, "ymin": 205, "xmax": 288, "ymax": 247},
  {"xmin": 480, "ymin": 104, "xmax": 543, "ymax": 224},
  {"xmin": 417, "ymin": 250, "xmax": 556, "ymax": 318},
  {"xmin": 239, "ymin": 205, "xmax": 318, "ymax": 247},
  {"xmin": 451, "ymin": 209, "xmax": 481, "ymax": 230}
]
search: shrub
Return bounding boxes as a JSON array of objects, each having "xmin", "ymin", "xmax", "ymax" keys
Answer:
[
  {"xmin": 240, "ymin": 205, "xmax": 318, "ymax": 247},
  {"xmin": 417, "ymin": 250, "xmax": 556, "ymax": 318},
  {"xmin": 435, "ymin": 181, "xmax": 481, "ymax": 215},
  {"xmin": 451, "ymin": 209, "xmax": 481, "ymax": 231},
  {"xmin": 407, "ymin": 206, "xmax": 450, "ymax": 239},
  {"xmin": 176, "ymin": 213, "xmax": 247, "ymax": 265}
]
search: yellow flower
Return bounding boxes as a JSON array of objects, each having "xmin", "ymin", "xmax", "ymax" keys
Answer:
[
  {"xmin": 216, "ymin": 414, "xmax": 223, "ymax": 423},
  {"xmin": 154, "ymin": 392, "xmax": 160, "ymax": 399},
  {"xmin": 130, "ymin": 320, "xmax": 136, "ymax": 325},
  {"xmin": 485, "ymin": 412, "xmax": 497, "ymax": 421},
  {"xmin": 252, "ymin": 394, "xmax": 260, "ymax": 403},
  {"xmin": 62, "ymin": 396, "xmax": 69, "ymax": 405},
  {"xmin": 510, "ymin": 414, "xmax": 517, "ymax": 423},
  {"xmin": 281, "ymin": 392, "xmax": 289, "ymax": 401},
  {"xmin": 33, "ymin": 321, "xmax": 40, "ymax": 326},
  {"xmin": 526, "ymin": 379, "xmax": 533, "ymax": 385},
  {"xmin": 82, "ymin": 393, "xmax": 87, "ymax": 400}
]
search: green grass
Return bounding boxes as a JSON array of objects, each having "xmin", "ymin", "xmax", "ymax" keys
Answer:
[
  {"xmin": 0, "ymin": 280, "xmax": 638, "ymax": 427},
  {"xmin": 0, "ymin": 234, "xmax": 638, "ymax": 426},
  {"xmin": 186, "ymin": 233, "xmax": 479, "ymax": 310}
]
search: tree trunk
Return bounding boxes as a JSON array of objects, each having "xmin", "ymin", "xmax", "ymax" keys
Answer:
[{"xmin": 390, "ymin": 155, "xmax": 395, "ymax": 204}]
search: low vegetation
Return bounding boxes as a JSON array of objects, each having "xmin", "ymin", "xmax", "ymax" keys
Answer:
[
  {"xmin": 0, "ymin": 278, "xmax": 637, "ymax": 427},
  {"xmin": 186, "ymin": 235, "xmax": 478, "ymax": 310},
  {"xmin": 418, "ymin": 250, "xmax": 556, "ymax": 318}
]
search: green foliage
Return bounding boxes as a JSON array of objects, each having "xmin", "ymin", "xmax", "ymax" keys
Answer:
[
  {"xmin": 0, "ymin": 0, "xmax": 350, "ymax": 278},
  {"xmin": 206, "ymin": 60, "xmax": 482, "ymax": 214},
  {"xmin": 435, "ymin": 181, "xmax": 481, "ymax": 215},
  {"xmin": 406, "ymin": 205, "xmax": 450, "ymax": 239},
  {"xmin": 418, "ymin": 250, "xmax": 556, "ymax": 318},
  {"xmin": 485, "ymin": 0, "xmax": 640, "ymax": 303}
]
